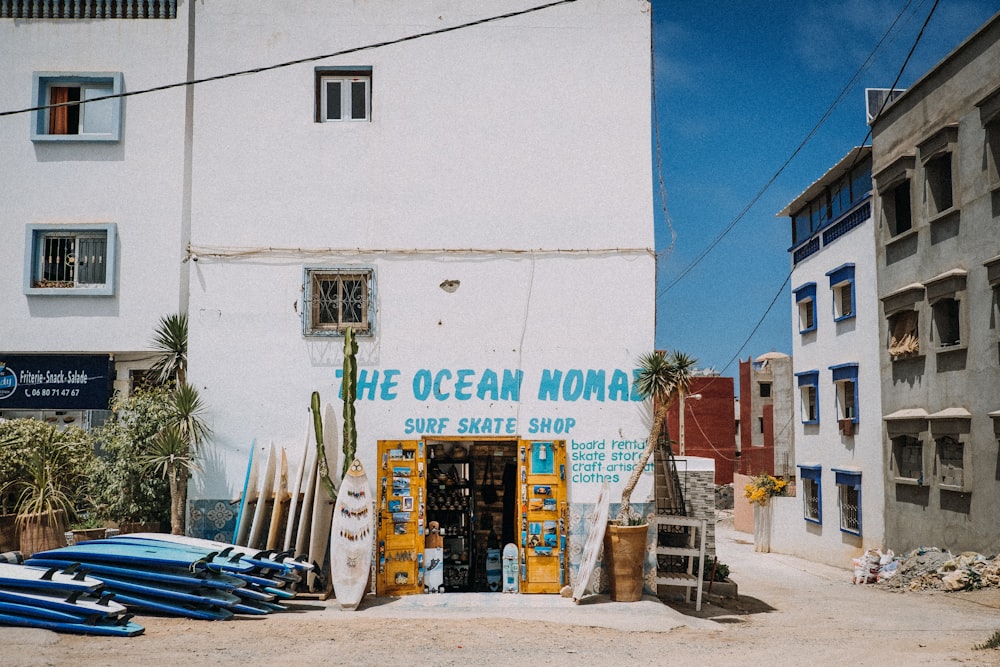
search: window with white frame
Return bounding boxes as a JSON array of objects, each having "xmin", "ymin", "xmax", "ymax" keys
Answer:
[
  {"xmin": 31, "ymin": 72, "xmax": 123, "ymax": 142},
  {"xmin": 24, "ymin": 224, "xmax": 117, "ymax": 295},
  {"xmin": 794, "ymin": 282, "xmax": 817, "ymax": 334},
  {"xmin": 891, "ymin": 434, "xmax": 923, "ymax": 482},
  {"xmin": 303, "ymin": 268, "xmax": 373, "ymax": 336},
  {"xmin": 798, "ymin": 465, "xmax": 821, "ymax": 523},
  {"xmin": 796, "ymin": 370, "xmax": 819, "ymax": 424},
  {"xmin": 830, "ymin": 363, "xmax": 858, "ymax": 432},
  {"xmin": 315, "ymin": 67, "xmax": 371, "ymax": 122},
  {"xmin": 827, "ymin": 264, "xmax": 855, "ymax": 321},
  {"xmin": 834, "ymin": 469, "xmax": 862, "ymax": 535}
]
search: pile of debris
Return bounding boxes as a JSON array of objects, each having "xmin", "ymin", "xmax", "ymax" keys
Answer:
[{"xmin": 871, "ymin": 547, "xmax": 1000, "ymax": 592}]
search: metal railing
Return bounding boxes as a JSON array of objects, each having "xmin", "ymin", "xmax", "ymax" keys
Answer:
[{"xmin": 1, "ymin": 0, "xmax": 176, "ymax": 18}]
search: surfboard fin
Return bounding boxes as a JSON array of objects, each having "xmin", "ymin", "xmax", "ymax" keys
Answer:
[{"xmin": 40, "ymin": 567, "xmax": 58, "ymax": 580}]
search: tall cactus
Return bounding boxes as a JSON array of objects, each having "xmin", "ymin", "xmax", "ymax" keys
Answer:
[
  {"xmin": 312, "ymin": 391, "xmax": 337, "ymax": 500},
  {"xmin": 341, "ymin": 326, "xmax": 358, "ymax": 479}
]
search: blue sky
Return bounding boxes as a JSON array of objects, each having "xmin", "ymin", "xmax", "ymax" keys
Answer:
[{"xmin": 651, "ymin": 0, "xmax": 999, "ymax": 381}]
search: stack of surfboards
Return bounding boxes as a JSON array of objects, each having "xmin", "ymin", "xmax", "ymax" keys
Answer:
[
  {"xmin": 0, "ymin": 558, "xmax": 142, "ymax": 636},
  {"xmin": 232, "ymin": 408, "xmax": 339, "ymax": 596},
  {"xmin": 26, "ymin": 534, "xmax": 311, "ymax": 620}
]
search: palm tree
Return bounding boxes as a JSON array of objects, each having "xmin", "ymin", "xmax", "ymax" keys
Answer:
[
  {"xmin": 143, "ymin": 313, "xmax": 211, "ymax": 534},
  {"xmin": 149, "ymin": 313, "xmax": 188, "ymax": 386},
  {"xmin": 617, "ymin": 350, "xmax": 697, "ymax": 524}
]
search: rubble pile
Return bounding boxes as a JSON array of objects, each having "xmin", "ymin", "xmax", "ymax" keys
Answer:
[{"xmin": 874, "ymin": 547, "xmax": 1000, "ymax": 592}]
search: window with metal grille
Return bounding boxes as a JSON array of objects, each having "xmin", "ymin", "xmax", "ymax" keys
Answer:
[
  {"xmin": 25, "ymin": 224, "xmax": 116, "ymax": 295},
  {"xmin": 303, "ymin": 268, "xmax": 373, "ymax": 336},
  {"xmin": 838, "ymin": 481, "xmax": 860, "ymax": 534},
  {"xmin": 798, "ymin": 465, "xmax": 821, "ymax": 524}
]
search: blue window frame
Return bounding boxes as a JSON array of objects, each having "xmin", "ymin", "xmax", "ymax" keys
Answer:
[
  {"xmin": 31, "ymin": 72, "xmax": 124, "ymax": 142},
  {"xmin": 24, "ymin": 223, "xmax": 117, "ymax": 296},
  {"xmin": 833, "ymin": 469, "xmax": 862, "ymax": 535},
  {"xmin": 826, "ymin": 263, "xmax": 855, "ymax": 321},
  {"xmin": 794, "ymin": 282, "xmax": 817, "ymax": 333},
  {"xmin": 795, "ymin": 370, "xmax": 819, "ymax": 424},
  {"xmin": 830, "ymin": 363, "xmax": 859, "ymax": 426},
  {"xmin": 798, "ymin": 465, "xmax": 821, "ymax": 524}
]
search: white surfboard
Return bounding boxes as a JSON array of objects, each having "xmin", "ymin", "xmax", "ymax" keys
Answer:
[
  {"xmin": 572, "ymin": 480, "xmax": 611, "ymax": 603},
  {"xmin": 232, "ymin": 441, "xmax": 259, "ymax": 547},
  {"xmin": 294, "ymin": 438, "xmax": 318, "ymax": 561},
  {"xmin": 283, "ymin": 419, "xmax": 312, "ymax": 552},
  {"xmin": 329, "ymin": 458, "xmax": 373, "ymax": 610},
  {"xmin": 265, "ymin": 448, "xmax": 289, "ymax": 550},
  {"xmin": 247, "ymin": 443, "xmax": 276, "ymax": 551},
  {"xmin": 307, "ymin": 418, "xmax": 337, "ymax": 592},
  {"xmin": 0, "ymin": 562, "xmax": 104, "ymax": 592}
]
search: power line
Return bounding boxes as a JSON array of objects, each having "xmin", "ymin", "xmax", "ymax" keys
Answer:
[
  {"xmin": 655, "ymin": 0, "xmax": 920, "ymax": 297},
  {"xmin": 0, "ymin": 0, "xmax": 577, "ymax": 119}
]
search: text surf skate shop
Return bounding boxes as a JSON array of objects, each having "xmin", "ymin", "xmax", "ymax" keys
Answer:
[{"xmin": 358, "ymin": 366, "xmax": 656, "ymax": 596}]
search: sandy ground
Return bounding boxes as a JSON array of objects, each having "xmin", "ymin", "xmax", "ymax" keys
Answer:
[{"xmin": 6, "ymin": 516, "xmax": 1000, "ymax": 666}]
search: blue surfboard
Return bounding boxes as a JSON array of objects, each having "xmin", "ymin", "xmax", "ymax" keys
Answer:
[
  {"xmin": 31, "ymin": 542, "xmax": 257, "ymax": 574},
  {"xmin": 0, "ymin": 598, "xmax": 104, "ymax": 625},
  {"xmin": 0, "ymin": 611, "xmax": 144, "ymax": 637},
  {"xmin": 25, "ymin": 557, "xmax": 249, "ymax": 593},
  {"xmin": 0, "ymin": 587, "xmax": 126, "ymax": 619},
  {"xmin": 73, "ymin": 573, "xmax": 241, "ymax": 609},
  {"xmin": 0, "ymin": 562, "xmax": 103, "ymax": 594}
]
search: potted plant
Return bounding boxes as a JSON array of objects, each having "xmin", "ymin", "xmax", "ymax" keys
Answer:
[
  {"xmin": 743, "ymin": 473, "xmax": 787, "ymax": 553},
  {"xmin": 607, "ymin": 350, "xmax": 695, "ymax": 601},
  {"xmin": 0, "ymin": 420, "xmax": 95, "ymax": 556}
]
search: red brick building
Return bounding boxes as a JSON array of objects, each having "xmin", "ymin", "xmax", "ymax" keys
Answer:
[{"xmin": 665, "ymin": 375, "xmax": 737, "ymax": 484}]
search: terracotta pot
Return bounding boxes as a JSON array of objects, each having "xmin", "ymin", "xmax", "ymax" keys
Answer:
[{"xmin": 604, "ymin": 521, "xmax": 649, "ymax": 602}]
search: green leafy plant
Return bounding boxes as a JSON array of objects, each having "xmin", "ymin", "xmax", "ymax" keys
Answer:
[
  {"xmin": 312, "ymin": 391, "xmax": 337, "ymax": 499},
  {"xmin": 617, "ymin": 350, "xmax": 696, "ymax": 525},
  {"xmin": 141, "ymin": 424, "xmax": 200, "ymax": 535},
  {"xmin": 88, "ymin": 387, "xmax": 173, "ymax": 528},
  {"xmin": 0, "ymin": 420, "xmax": 95, "ymax": 529},
  {"xmin": 149, "ymin": 313, "xmax": 188, "ymax": 386},
  {"xmin": 974, "ymin": 630, "xmax": 1000, "ymax": 651},
  {"xmin": 694, "ymin": 556, "xmax": 730, "ymax": 582}
]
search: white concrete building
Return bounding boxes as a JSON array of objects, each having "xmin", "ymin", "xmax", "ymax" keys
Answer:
[
  {"xmin": 3, "ymin": 1, "xmax": 659, "ymax": 593},
  {"xmin": 771, "ymin": 146, "xmax": 886, "ymax": 567}
]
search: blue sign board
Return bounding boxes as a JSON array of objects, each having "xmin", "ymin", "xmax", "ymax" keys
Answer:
[{"xmin": 0, "ymin": 354, "xmax": 114, "ymax": 410}]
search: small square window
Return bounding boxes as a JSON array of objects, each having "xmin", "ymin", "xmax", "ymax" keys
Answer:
[
  {"xmin": 24, "ymin": 224, "xmax": 117, "ymax": 296},
  {"xmin": 315, "ymin": 68, "xmax": 371, "ymax": 122},
  {"xmin": 758, "ymin": 382, "xmax": 771, "ymax": 398},
  {"xmin": 303, "ymin": 268, "xmax": 374, "ymax": 336},
  {"xmin": 31, "ymin": 72, "xmax": 123, "ymax": 142}
]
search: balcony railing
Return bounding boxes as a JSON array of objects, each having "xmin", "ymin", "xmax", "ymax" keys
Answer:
[
  {"xmin": 790, "ymin": 199, "xmax": 871, "ymax": 266},
  {"xmin": 1, "ymin": 0, "xmax": 176, "ymax": 18}
]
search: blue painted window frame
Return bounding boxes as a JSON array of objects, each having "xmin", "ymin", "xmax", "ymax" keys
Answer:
[
  {"xmin": 826, "ymin": 263, "xmax": 856, "ymax": 322},
  {"xmin": 794, "ymin": 282, "xmax": 817, "ymax": 333},
  {"xmin": 798, "ymin": 465, "xmax": 822, "ymax": 524},
  {"xmin": 829, "ymin": 363, "xmax": 859, "ymax": 424},
  {"xmin": 31, "ymin": 72, "xmax": 124, "ymax": 142},
  {"xmin": 833, "ymin": 468, "xmax": 862, "ymax": 536},
  {"xmin": 795, "ymin": 370, "xmax": 820, "ymax": 424},
  {"xmin": 24, "ymin": 223, "xmax": 117, "ymax": 296}
]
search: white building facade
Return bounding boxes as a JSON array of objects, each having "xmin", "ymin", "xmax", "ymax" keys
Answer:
[
  {"xmin": 3, "ymin": 1, "xmax": 659, "ymax": 591},
  {"xmin": 771, "ymin": 146, "xmax": 886, "ymax": 567}
]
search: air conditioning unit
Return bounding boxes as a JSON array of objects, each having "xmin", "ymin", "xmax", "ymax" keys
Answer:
[
  {"xmin": 866, "ymin": 88, "xmax": 906, "ymax": 124},
  {"xmin": 838, "ymin": 419, "xmax": 855, "ymax": 436}
]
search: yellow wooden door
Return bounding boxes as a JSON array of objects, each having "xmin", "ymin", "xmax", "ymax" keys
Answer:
[
  {"xmin": 375, "ymin": 439, "xmax": 427, "ymax": 596},
  {"xmin": 516, "ymin": 439, "xmax": 568, "ymax": 594}
]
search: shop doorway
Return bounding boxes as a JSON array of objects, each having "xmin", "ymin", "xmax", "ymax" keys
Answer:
[{"xmin": 374, "ymin": 438, "xmax": 567, "ymax": 595}]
